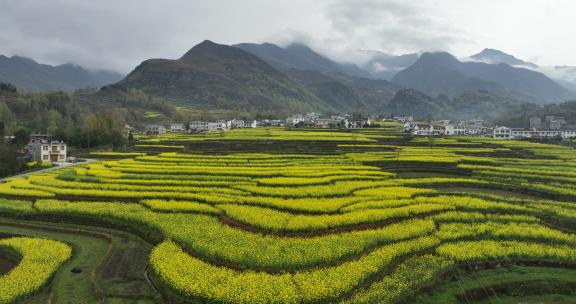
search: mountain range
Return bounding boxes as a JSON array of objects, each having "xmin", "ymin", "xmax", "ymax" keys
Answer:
[
  {"xmin": 392, "ymin": 52, "xmax": 570, "ymax": 103},
  {"xmin": 111, "ymin": 40, "xmax": 332, "ymax": 114},
  {"xmin": 234, "ymin": 42, "xmax": 371, "ymax": 79},
  {"xmin": 0, "ymin": 55, "xmax": 123, "ymax": 92},
  {"xmin": 1, "ymin": 40, "xmax": 575, "ymax": 121},
  {"xmin": 234, "ymin": 42, "xmax": 398, "ymax": 112}
]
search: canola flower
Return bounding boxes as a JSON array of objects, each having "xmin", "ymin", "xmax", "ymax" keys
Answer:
[{"xmin": 0, "ymin": 237, "xmax": 72, "ymax": 303}]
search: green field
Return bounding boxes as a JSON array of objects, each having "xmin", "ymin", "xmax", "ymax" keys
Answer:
[{"xmin": 0, "ymin": 125, "xmax": 575, "ymax": 303}]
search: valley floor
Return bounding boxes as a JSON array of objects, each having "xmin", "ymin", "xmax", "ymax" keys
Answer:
[{"xmin": 0, "ymin": 126, "xmax": 575, "ymax": 303}]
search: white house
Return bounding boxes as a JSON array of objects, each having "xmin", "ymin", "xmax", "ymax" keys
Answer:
[
  {"xmin": 145, "ymin": 125, "xmax": 166, "ymax": 135},
  {"xmin": 304, "ymin": 112, "xmax": 321, "ymax": 121},
  {"xmin": 315, "ymin": 118, "xmax": 343, "ymax": 129},
  {"xmin": 286, "ymin": 115, "xmax": 306, "ymax": 126},
  {"xmin": 510, "ymin": 129, "xmax": 560, "ymax": 139},
  {"xmin": 247, "ymin": 120, "xmax": 258, "ymax": 128},
  {"xmin": 445, "ymin": 124, "xmax": 467, "ymax": 136},
  {"xmin": 410, "ymin": 124, "xmax": 445, "ymax": 136},
  {"xmin": 561, "ymin": 130, "xmax": 576, "ymax": 139},
  {"xmin": 346, "ymin": 119, "xmax": 371, "ymax": 129},
  {"xmin": 529, "ymin": 116, "xmax": 543, "ymax": 129},
  {"xmin": 189, "ymin": 121, "xmax": 219, "ymax": 132},
  {"xmin": 546, "ymin": 116, "xmax": 566, "ymax": 130},
  {"xmin": 493, "ymin": 126, "xmax": 512, "ymax": 139},
  {"xmin": 170, "ymin": 123, "xmax": 185, "ymax": 132},
  {"xmin": 393, "ymin": 115, "xmax": 414, "ymax": 123},
  {"xmin": 269, "ymin": 120, "xmax": 284, "ymax": 127},
  {"xmin": 230, "ymin": 119, "xmax": 245, "ymax": 129},
  {"xmin": 216, "ymin": 120, "xmax": 231, "ymax": 130},
  {"xmin": 27, "ymin": 139, "xmax": 67, "ymax": 162}
]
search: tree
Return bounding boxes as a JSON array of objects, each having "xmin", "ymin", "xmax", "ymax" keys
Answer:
[
  {"xmin": 0, "ymin": 144, "xmax": 23, "ymax": 177},
  {"xmin": 0, "ymin": 101, "xmax": 15, "ymax": 135},
  {"xmin": 12, "ymin": 129, "xmax": 30, "ymax": 148},
  {"xmin": 0, "ymin": 121, "xmax": 4, "ymax": 142},
  {"xmin": 0, "ymin": 83, "xmax": 17, "ymax": 94}
]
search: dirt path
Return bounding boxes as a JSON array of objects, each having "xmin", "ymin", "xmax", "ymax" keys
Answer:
[{"xmin": 1, "ymin": 159, "xmax": 96, "ymax": 182}]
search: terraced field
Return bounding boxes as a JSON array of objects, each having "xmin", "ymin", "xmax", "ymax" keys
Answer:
[{"xmin": 1, "ymin": 125, "xmax": 575, "ymax": 303}]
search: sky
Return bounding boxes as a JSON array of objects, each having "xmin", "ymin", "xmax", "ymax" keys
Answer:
[{"xmin": 0, "ymin": 0, "xmax": 575, "ymax": 73}]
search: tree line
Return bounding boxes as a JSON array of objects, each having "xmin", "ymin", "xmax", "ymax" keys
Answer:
[{"xmin": 0, "ymin": 83, "xmax": 141, "ymax": 177}]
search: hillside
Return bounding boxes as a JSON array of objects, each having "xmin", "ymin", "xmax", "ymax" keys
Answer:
[
  {"xmin": 235, "ymin": 42, "xmax": 398, "ymax": 112},
  {"xmin": 393, "ymin": 52, "xmax": 571, "ymax": 103},
  {"xmin": 388, "ymin": 89, "xmax": 451, "ymax": 119},
  {"xmin": 234, "ymin": 42, "xmax": 370, "ymax": 78},
  {"xmin": 388, "ymin": 87, "xmax": 529, "ymax": 121},
  {"xmin": 496, "ymin": 99, "xmax": 576, "ymax": 127},
  {"xmin": 284, "ymin": 69, "xmax": 399, "ymax": 113},
  {"xmin": 113, "ymin": 40, "xmax": 332, "ymax": 114},
  {"xmin": 0, "ymin": 55, "xmax": 123, "ymax": 92}
]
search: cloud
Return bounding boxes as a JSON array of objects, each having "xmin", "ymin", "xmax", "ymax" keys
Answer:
[
  {"xmin": 0, "ymin": 0, "xmax": 192, "ymax": 73},
  {"xmin": 0, "ymin": 0, "xmax": 318, "ymax": 73},
  {"xmin": 312, "ymin": 0, "xmax": 472, "ymax": 63},
  {"xmin": 0, "ymin": 0, "xmax": 476, "ymax": 72},
  {"xmin": 0, "ymin": 0, "xmax": 574, "ymax": 74}
]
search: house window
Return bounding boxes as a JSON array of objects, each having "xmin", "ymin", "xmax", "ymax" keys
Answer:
[
  {"xmin": 60, "ymin": 155, "xmax": 64, "ymax": 160},
  {"xmin": 61, "ymin": 145, "xmax": 65, "ymax": 150},
  {"xmin": 43, "ymin": 145, "xmax": 49, "ymax": 151},
  {"xmin": 43, "ymin": 155, "xmax": 49, "ymax": 161}
]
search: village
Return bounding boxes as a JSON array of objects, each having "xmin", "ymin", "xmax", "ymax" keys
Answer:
[
  {"xmin": 142, "ymin": 112, "xmax": 576, "ymax": 140},
  {"xmin": 142, "ymin": 113, "xmax": 372, "ymax": 135},
  {"xmin": 398, "ymin": 115, "xmax": 576, "ymax": 139},
  {"xmin": 15, "ymin": 113, "xmax": 575, "ymax": 166}
]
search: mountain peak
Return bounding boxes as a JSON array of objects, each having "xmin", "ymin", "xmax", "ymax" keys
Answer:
[
  {"xmin": 180, "ymin": 40, "xmax": 228, "ymax": 60},
  {"xmin": 197, "ymin": 39, "xmax": 218, "ymax": 47},
  {"xmin": 471, "ymin": 48, "xmax": 537, "ymax": 68},
  {"xmin": 477, "ymin": 48, "xmax": 507, "ymax": 56},
  {"xmin": 418, "ymin": 52, "xmax": 460, "ymax": 66}
]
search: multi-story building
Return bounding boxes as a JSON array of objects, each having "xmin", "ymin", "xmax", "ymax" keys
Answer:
[
  {"xmin": 493, "ymin": 126, "xmax": 512, "ymax": 139},
  {"xmin": 247, "ymin": 120, "xmax": 258, "ymax": 128},
  {"xmin": 190, "ymin": 121, "xmax": 216, "ymax": 132},
  {"xmin": 409, "ymin": 124, "xmax": 445, "ymax": 136},
  {"xmin": 269, "ymin": 120, "xmax": 284, "ymax": 127},
  {"xmin": 27, "ymin": 139, "xmax": 67, "ymax": 162},
  {"xmin": 189, "ymin": 121, "xmax": 230, "ymax": 132},
  {"xmin": 304, "ymin": 112, "xmax": 321, "ymax": 121},
  {"xmin": 510, "ymin": 129, "xmax": 561, "ymax": 139},
  {"xmin": 561, "ymin": 130, "xmax": 576, "ymax": 139},
  {"xmin": 315, "ymin": 118, "xmax": 343, "ymax": 129},
  {"xmin": 145, "ymin": 125, "xmax": 166, "ymax": 135},
  {"xmin": 346, "ymin": 119, "xmax": 371, "ymax": 129},
  {"xmin": 444, "ymin": 124, "xmax": 467, "ymax": 136},
  {"xmin": 230, "ymin": 119, "xmax": 245, "ymax": 129},
  {"xmin": 492, "ymin": 128, "xmax": 565, "ymax": 139},
  {"xmin": 170, "ymin": 123, "xmax": 185, "ymax": 132},
  {"xmin": 393, "ymin": 115, "xmax": 414, "ymax": 123},
  {"xmin": 286, "ymin": 115, "xmax": 306, "ymax": 126},
  {"xmin": 216, "ymin": 120, "xmax": 231, "ymax": 130},
  {"xmin": 529, "ymin": 116, "xmax": 543, "ymax": 129}
]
